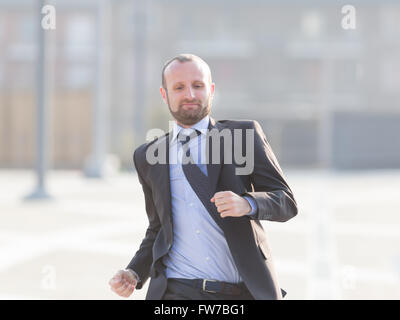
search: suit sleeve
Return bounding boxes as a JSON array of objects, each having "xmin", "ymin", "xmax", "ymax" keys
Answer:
[
  {"xmin": 125, "ymin": 148, "xmax": 161, "ymax": 289},
  {"xmin": 242, "ymin": 120, "xmax": 298, "ymax": 222}
]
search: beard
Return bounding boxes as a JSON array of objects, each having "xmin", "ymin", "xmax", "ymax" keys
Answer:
[{"xmin": 166, "ymin": 93, "xmax": 211, "ymax": 126}]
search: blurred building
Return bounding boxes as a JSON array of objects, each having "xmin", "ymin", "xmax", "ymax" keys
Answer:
[{"xmin": 0, "ymin": 0, "xmax": 399, "ymax": 170}]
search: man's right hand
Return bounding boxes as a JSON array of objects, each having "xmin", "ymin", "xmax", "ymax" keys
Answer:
[{"xmin": 109, "ymin": 269, "xmax": 138, "ymax": 298}]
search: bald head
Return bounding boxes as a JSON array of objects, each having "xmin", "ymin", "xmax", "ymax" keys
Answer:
[
  {"xmin": 161, "ymin": 54, "xmax": 212, "ymax": 90},
  {"xmin": 159, "ymin": 53, "xmax": 215, "ymax": 127}
]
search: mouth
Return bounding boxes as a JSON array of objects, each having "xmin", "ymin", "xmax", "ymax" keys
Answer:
[{"xmin": 181, "ymin": 103, "xmax": 200, "ymax": 108}]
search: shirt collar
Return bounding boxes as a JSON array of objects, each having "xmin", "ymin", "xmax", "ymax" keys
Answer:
[{"xmin": 171, "ymin": 115, "xmax": 210, "ymax": 143}]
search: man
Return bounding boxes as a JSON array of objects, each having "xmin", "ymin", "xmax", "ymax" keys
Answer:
[{"xmin": 109, "ymin": 54, "xmax": 298, "ymax": 300}]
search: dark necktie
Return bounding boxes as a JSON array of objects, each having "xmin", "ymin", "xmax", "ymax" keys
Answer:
[
  {"xmin": 178, "ymin": 130, "xmax": 224, "ymax": 228},
  {"xmin": 178, "ymin": 129, "xmax": 202, "ymax": 166}
]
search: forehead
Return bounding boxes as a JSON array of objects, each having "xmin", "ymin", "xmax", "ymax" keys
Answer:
[{"xmin": 164, "ymin": 60, "xmax": 209, "ymax": 84}]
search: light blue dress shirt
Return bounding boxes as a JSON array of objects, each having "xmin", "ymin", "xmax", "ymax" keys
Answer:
[{"xmin": 162, "ymin": 115, "xmax": 257, "ymax": 283}]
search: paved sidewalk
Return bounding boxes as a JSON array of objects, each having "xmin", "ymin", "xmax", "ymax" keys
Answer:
[
  {"xmin": 0, "ymin": 169, "xmax": 399, "ymax": 299},
  {"xmin": 0, "ymin": 169, "xmax": 149, "ymax": 300}
]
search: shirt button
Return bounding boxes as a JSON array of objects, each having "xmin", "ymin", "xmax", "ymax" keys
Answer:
[
  {"xmin": 189, "ymin": 203, "xmax": 194, "ymax": 207},
  {"xmin": 206, "ymin": 257, "xmax": 210, "ymax": 261},
  {"xmin": 196, "ymin": 230, "xmax": 200, "ymax": 234}
]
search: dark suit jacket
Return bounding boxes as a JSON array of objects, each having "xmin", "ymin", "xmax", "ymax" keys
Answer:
[{"xmin": 126, "ymin": 117, "xmax": 298, "ymax": 300}]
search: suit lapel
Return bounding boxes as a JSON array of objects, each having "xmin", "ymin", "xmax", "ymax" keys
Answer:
[
  {"xmin": 206, "ymin": 117, "xmax": 224, "ymax": 196},
  {"xmin": 147, "ymin": 134, "xmax": 173, "ymax": 230}
]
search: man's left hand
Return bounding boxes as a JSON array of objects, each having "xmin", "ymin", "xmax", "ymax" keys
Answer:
[{"xmin": 210, "ymin": 191, "xmax": 251, "ymax": 218}]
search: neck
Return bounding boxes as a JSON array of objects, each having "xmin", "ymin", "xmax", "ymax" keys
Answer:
[
  {"xmin": 175, "ymin": 115, "xmax": 208, "ymax": 129},
  {"xmin": 176, "ymin": 121, "xmax": 192, "ymax": 129}
]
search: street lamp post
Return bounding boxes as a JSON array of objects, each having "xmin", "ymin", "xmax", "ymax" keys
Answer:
[{"xmin": 25, "ymin": 0, "xmax": 52, "ymax": 201}]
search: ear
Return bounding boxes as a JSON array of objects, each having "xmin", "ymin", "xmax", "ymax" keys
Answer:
[
  {"xmin": 160, "ymin": 86, "xmax": 168, "ymax": 105},
  {"xmin": 210, "ymin": 82, "xmax": 215, "ymax": 99}
]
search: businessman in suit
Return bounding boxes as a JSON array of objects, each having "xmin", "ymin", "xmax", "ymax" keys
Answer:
[{"xmin": 109, "ymin": 54, "xmax": 298, "ymax": 300}]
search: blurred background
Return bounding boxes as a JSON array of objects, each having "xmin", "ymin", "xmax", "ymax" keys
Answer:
[{"xmin": 0, "ymin": 0, "xmax": 399, "ymax": 299}]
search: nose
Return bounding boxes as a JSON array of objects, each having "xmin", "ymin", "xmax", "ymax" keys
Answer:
[{"xmin": 183, "ymin": 86, "xmax": 195, "ymax": 99}]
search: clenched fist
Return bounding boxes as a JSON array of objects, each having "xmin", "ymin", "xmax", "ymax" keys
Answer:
[
  {"xmin": 109, "ymin": 269, "xmax": 138, "ymax": 298},
  {"xmin": 210, "ymin": 191, "xmax": 252, "ymax": 218}
]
